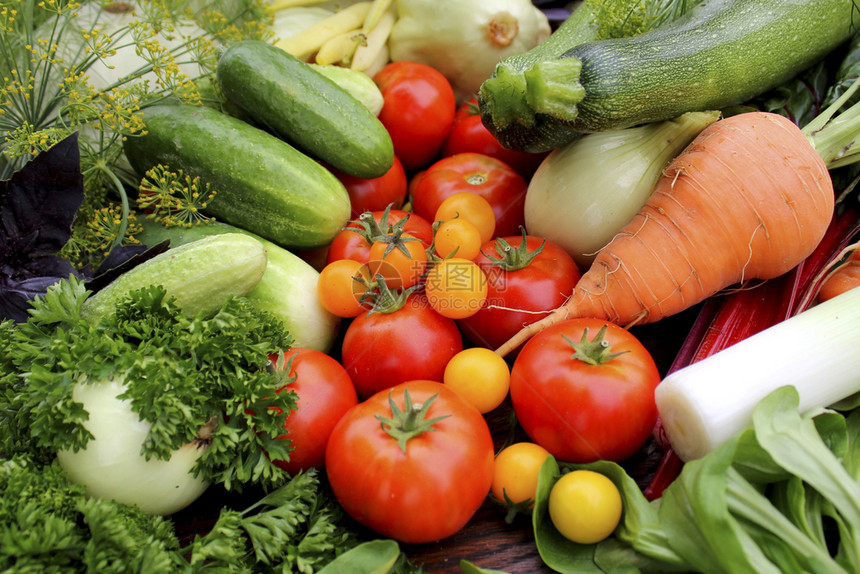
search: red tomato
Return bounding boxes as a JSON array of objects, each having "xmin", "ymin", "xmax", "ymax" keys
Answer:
[
  {"xmin": 411, "ymin": 152, "xmax": 527, "ymax": 238},
  {"xmin": 373, "ymin": 61, "xmax": 456, "ymax": 171},
  {"xmin": 442, "ymin": 98, "xmax": 549, "ymax": 179},
  {"xmin": 330, "ymin": 156, "xmax": 408, "ymax": 219},
  {"xmin": 325, "ymin": 379, "xmax": 495, "ymax": 543},
  {"xmin": 325, "ymin": 208, "xmax": 433, "ymax": 266},
  {"xmin": 459, "ymin": 235, "xmax": 581, "ymax": 353},
  {"xmin": 341, "ymin": 293, "xmax": 463, "ymax": 399},
  {"xmin": 509, "ymin": 318, "xmax": 660, "ymax": 463},
  {"xmin": 270, "ymin": 348, "xmax": 358, "ymax": 474}
]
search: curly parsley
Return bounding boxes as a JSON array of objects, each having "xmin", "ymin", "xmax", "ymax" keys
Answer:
[{"xmin": 1, "ymin": 275, "xmax": 295, "ymax": 491}]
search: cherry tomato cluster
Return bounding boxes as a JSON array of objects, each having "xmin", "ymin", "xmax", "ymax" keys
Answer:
[{"xmin": 269, "ymin": 61, "xmax": 662, "ymax": 547}]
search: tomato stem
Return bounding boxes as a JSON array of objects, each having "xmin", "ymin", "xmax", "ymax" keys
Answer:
[
  {"xmin": 375, "ymin": 389, "xmax": 451, "ymax": 452},
  {"xmin": 351, "ymin": 203, "xmax": 412, "ymax": 244},
  {"xmin": 466, "ymin": 173, "xmax": 487, "ymax": 185},
  {"xmin": 563, "ymin": 325, "xmax": 629, "ymax": 365},
  {"xmin": 482, "ymin": 228, "xmax": 545, "ymax": 271}
]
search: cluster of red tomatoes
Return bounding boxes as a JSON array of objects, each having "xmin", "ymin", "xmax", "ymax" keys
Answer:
[{"xmin": 271, "ymin": 61, "xmax": 663, "ymax": 546}]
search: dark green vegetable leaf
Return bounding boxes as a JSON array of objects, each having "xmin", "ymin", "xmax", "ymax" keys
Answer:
[
  {"xmin": 823, "ymin": 31, "xmax": 860, "ymax": 109},
  {"xmin": 186, "ymin": 470, "xmax": 360, "ymax": 572},
  {"xmin": 751, "ymin": 388, "xmax": 860, "ymax": 527},
  {"xmin": 0, "ymin": 275, "xmax": 295, "ymax": 491},
  {"xmin": 459, "ymin": 559, "xmax": 511, "ymax": 574},
  {"xmin": 531, "ymin": 456, "xmax": 601, "ymax": 574},
  {"xmin": 0, "ymin": 454, "xmax": 180, "ymax": 572},
  {"xmin": 316, "ymin": 539, "xmax": 401, "ymax": 574}
]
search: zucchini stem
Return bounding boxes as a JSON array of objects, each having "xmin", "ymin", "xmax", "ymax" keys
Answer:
[
  {"xmin": 524, "ymin": 59, "xmax": 586, "ymax": 122},
  {"xmin": 479, "ymin": 63, "xmax": 541, "ymax": 131},
  {"xmin": 480, "ymin": 58, "xmax": 586, "ymax": 132}
]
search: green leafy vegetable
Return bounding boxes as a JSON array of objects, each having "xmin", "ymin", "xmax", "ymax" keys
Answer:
[
  {"xmin": 532, "ymin": 387, "xmax": 860, "ymax": 573},
  {"xmin": 0, "ymin": 0, "xmax": 271, "ymax": 269},
  {"xmin": 0, "ymin": 454, "xmax": 180, "ymax": 572},
  {"xmin": 0, "ymin": 454, "xmax": 373, "ymax": 573},
  {"xmin": 0, "ymin": 275, "xmax": 294, "ymax": 491}
]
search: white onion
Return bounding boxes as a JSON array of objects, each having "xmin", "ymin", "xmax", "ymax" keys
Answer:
[{"xmin": 57, "ymin": 375, "xmax": 210, "ymax": 516}]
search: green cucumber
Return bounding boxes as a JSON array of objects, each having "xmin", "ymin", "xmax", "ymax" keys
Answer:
[
  {"xmin": 216, "ymin": 40, "xmax": 394, "ymax": 178},
  {"xmin": 136, "ymin": 219, "xmax": 341, "ymax": 353},
  {"xmin": 480, "ymin": 0, "xmax": 856, "ymax": 151},
  {"xmin": 82, "ymin": 233, "xmax": 267, "ymax": 321},
  {"xmin": 123, "ymin": 103, "xmax": 351, "ymax": 249}
]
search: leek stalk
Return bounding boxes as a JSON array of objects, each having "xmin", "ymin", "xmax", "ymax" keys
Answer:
[{"xmin": 655, "ymin": 286, "xmax": 860, "ymax": 462}]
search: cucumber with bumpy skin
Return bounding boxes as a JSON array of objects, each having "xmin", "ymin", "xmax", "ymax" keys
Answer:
[
  {"xmin": 217, "ymin": 40, "xmax": 394, "ymax": 178},
  {"xmin": 123, "ymin": 103, "xmax": 351, "ymax": 249},
  {"xmin": 82, "ymin": 233, "xmax": 267, "ymax": 321},
  {"xmin": 136, "ymin": 220, "xmax": 341, "ymax": 353},
  {"xmin": 480, "ymin": 0, "xmax": 857, "ymax": 152}
]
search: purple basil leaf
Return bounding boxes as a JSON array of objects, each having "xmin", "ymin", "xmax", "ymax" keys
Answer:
[
  {"xmin": 0, "ymin": 132, "xmax": 84, "ymax": 277},
  {"xmin": 84, "ymin": 240, "xmax": 170, "ymax": 293}
]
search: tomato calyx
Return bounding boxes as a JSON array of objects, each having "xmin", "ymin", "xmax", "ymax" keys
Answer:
[
  {"xmin": 350, "ymin": 204, "xmax": 411, "ymax": 244},
  {"xmin": 464, "ymin": 98, "xmax": 481, "ymax": 116},
  {"xmin": 375, "ymin": 389, "xmax": 451, "ymax": 452},
  {"xmin": 372, "ymin": 225, "xmax": 424, "ymax": 260},
  {"xmin": 482, "ymin": 230, "xmax": 545, "ymax": 271},
  {"xmin": 267, "ymin": 350, "xmax": 298, "ymax": 389},
  {"xmin": 563, "ymin": 325, "xmax": 630, "ymax": 366},
  {"xmin": 362, "ymin": 275, "xmax": 415, "ymax": 314}
]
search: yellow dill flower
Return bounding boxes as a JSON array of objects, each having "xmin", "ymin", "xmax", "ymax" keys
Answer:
[{"xmin": 137, "ymin": 165, "xmax": 217, "ymax": 229}]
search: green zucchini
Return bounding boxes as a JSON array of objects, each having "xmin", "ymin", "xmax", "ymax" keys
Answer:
[
  {"xmin": 480, "ymin": 0, "xmax": 856, "ymax": 152},
  {"xmin": 123, "ymin": 103, "xmax": 351, "ymax": 249},
  {"xmin": 216, "ymin": 40, "xmax": 394, "ymax": 178},
  {"xmin": 82, "ymin": 233, "xmax": 267, "ymax": 322},
  {"xmin": 136, "ymin": 219, "xmax": 341, "ymax": 353}
]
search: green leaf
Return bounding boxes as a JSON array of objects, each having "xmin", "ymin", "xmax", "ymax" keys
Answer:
[
  {"xmin": 660, "ymin": 437, "xmax": 784, "ymax": 574},
  {"xmin": 531, "ymin": 456, "xmax": 601, "ymax": 573},
  {"xmin": 316, "ymin": 539, "xmax": 400, "ymax": 574},
  {"xmin": 725, "ymin": 466, "xmax": 846, "ymax": 573},
  {"xmin": 845, "ymin": 409, "xmax": 860, "ymax": 480},
  {"xmin": 459, "ymin": 559, "xmax": 511, "ymax": 573},
  {"xmin": 752, "ymin": 387, "xmax": 860, "ymax": 528}
]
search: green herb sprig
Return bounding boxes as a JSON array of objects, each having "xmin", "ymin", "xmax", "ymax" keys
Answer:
[
  {"xmin": 1, "ymin": 275, "xmax": 295, "ymax": 491},
  {"xmin": 0, "ymin": 0, "xmax": 270, "ymax": 268}
]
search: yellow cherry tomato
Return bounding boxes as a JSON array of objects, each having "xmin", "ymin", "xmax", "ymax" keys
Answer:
[
  {"xmin": 424, "ymin": 257, "xmax": 488, "ymax": 319},
  {"xmin": 434, "ymin": 191, "xmax": 496, "ymax": 243},
  {"xmin": 443, "ymin": 347, "xmax": 511, "ymax": 413},
  {"xmin": 492, "ymin": 442, "xmax": 550, "ymax": 508},
  {"xmin": 433, "ymin": 218, "xmax": 483, "ymax": 260},
  {"xmin": 548, "ymin": 470, "xmax": 623, "ymax": 545}
]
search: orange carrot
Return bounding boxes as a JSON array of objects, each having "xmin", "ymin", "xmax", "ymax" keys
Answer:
[
  {"xmin": 817, "ymin": 247, "xmax": 860, "ymax": 302},
  {"xmin": 495, "ymin": 112, "xmax": 834, "ymax": 357}
]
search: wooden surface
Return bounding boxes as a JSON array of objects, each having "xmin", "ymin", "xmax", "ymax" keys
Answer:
[{"xmin": 173, "ymin": 305, "xmax": 701, "ymax": 573}]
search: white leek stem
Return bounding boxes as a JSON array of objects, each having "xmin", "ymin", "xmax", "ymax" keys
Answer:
[{"xmin": 655, "ymin": 286, "xmax": 860, "ymax": 462}]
